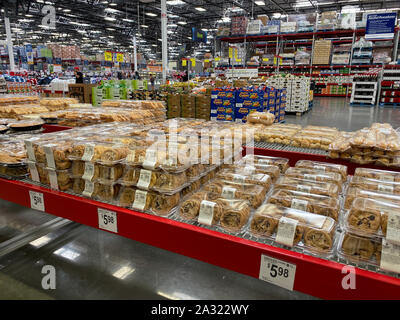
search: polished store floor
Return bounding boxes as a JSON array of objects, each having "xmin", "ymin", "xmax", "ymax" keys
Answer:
[{"xmin": 1, "ymin": 97, "xmax": 399, "ymax": 300}]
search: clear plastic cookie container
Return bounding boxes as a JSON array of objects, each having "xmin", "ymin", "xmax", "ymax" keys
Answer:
[
  {"xmin": 153, "ymin": 170, "xmax": 188, "ymax": 194},
  {"xmin": 249, "ymin": 204, "xmax": 337, "ymax": 256},
  {"xmin": 93, "ymin": 182, "xmax": 121, "ymax": 203},
  {"xmin": 348, "ymin": 176, "xmax": 400, "ymax": 194},
  {"xmin": 344, "ymin": 197, "xmax": 400, "ymax": 238},
  {"xmin": 284, "ymin": 167, "xmax": 343, "ymax": 191},
  {"xmin": 241, "ymin": 155, "xmax": 289, "ymax": 173},
  {"xmin": 229, "ymin": 162, "xmax": 281, "ymax": 182},
  {"xmin": 274, "ymin": 176, "xmax": 340, "ymax": 198},
  {"xmin": 29, "ymin": 165, "xmax": 72, "ymax": 191},
  {"xmin": 70, "ymin": 161, "xmax": 100, "ymax": 181},
  {"xmin": 217, "ymin": 198, "xmax": 252, "ymax": 233},
  {"xmin": 69, "ymin": 141, "xmax": 129, "ymax": 165},
  {"xmin": 354, "ymin": 168, "xmax": 400, "ymax": 183},
  {"xmin": 344, "ymin": 187, "xmax": 400, "ymax": 210},
  {"xmin": 115, "ymin": 186, "xmax": 154, "ymax": 212},
  {"xmin": 268, "ymin": 189, "xmax": 340, "ymax": 221},
  {"xmin": 98, "ymin": 164, "xmax": 124, "ymax": 183},
  {"xmin": 185, "ymin": 163, "xmax": 206, "ymax": 182},
  {"xmin": 295, "ymin": 160, "xmax": 348, "ymax": 181},
  {"xmin": 181, "ymin": 180, "xmax": 202, "ymax": 198},
  {"xmin": 203, "ymin": 179, "xmax": 267, "ymax": 209},
  {"xmin": 151, "ymin": 192, "xmax": 181, "ymax": 216},
  {"xmin": 216, "ymin": 168, "xmax": 273, "ymax": 190},
  {"xmin": 40, "ymin": 140, "xmax": 74, "ymax": 170}
]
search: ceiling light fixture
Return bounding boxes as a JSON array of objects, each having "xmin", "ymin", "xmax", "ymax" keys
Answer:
[
  {"xmin": 177, "ymin": 21, "xmax": 187, "ymax": 25},
  {"xmin": 166, "ymin": 0, "xmax": 185, "ymax": 4},
  {"xmin": 141, "ymin": 25, "xmax": 149, "ymax": 28},
  {"xmin": 255, "ymin": 1, "xmax": 265, "ymax": 5},
  {"xmin": 195, "ymin": 7, "xmax": 206, "ymax": 12},
  {"xmin": 104, "ymin": 16, "xmax": 116, "ymax": 21},
  {"xmin": 146, "ymin": 12, "xmax": 157, "ymax": 17}
]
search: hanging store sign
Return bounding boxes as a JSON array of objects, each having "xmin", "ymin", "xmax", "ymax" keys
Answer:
[
  {"xmin": 192, "ymin": 27, "xmax": 207, "ymax": 44},
  {"xmin": 147, "ymin": 65, "xmax": 162, "ymax": 72},
  {"xmin": 104, "ymin": 51, "xmax": 113, "ymax": 61},
  {"xmin": 116, "ymin": 53, "xmax": 124, "ymax": 62},
  {"xmin": 366, "ymin": 13, "xmax": 397, "ymax": 40},
  {"xmin": 225, "ymin": 68, "xmax": 258, "ymax": 78}
]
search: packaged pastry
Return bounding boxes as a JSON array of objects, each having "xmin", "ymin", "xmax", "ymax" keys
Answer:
[
  {"xmin": 41, "ymin": 141, "xmax": 74, "ymax": 170},
  {"xmin": 247, "ymin": 111, "xmax": 275, "ymax": 125},
  {"xmin": 218, "ymin": 198, "xmax": 251, "ymax": 232},
  {"xmin": 70, "ymin": 161, "xmax": 100, "ymax": 181},
  {"xmin": 71, "ymin": 178, "xmax": 85, "ymax": 194},
  {"xmin": 153, "ymin": 171, "xmax": 188, "ymax": 194},
  {"xmin": 291, "ymin": 134, "xmax": 334, "ymax": 150},
  {"xmin": 119, "ymin": 165, "xmax": 140, "ymax": 186},
  {"xmin": 373, "ymin": 123, "xmax": 400, "ymax": 151},
  {"xmin": 151, "ymin": 192, "xmax": 181, "ymax": 216},
  {"xmin": 203, "ymin": 179, "xmax": 267, "ymax": 208},
  {"xmin": 229, "ymin": 162, "xmax": 280, "ymax": 182},
  {"xmin": 98, "ymin": 164, "xmax": 124, "ymax": 183},
  {"xmin": 257, "ymin": 128, "xmax": 296, "ymax": 145},
  {"xmin": 216, "ymin": 169, "xmax": 272, "ymax": 190},
  {"xmin": 93, "ymin": 182, "xmax": 120, "ymax": 203},
  {"xmin": 274, "ymin": 176, "xmax": 339, "ymax": 198},
  {"xmin": 186, "ymin": 163, "xmax": 205, "ymax": 181},
  {"xmin": 354, "ymin": 168, "xmax": 400, "ymax": 183},
  {"xmin": 69, "ymin": 141, "xmax": 129, "ymax": 165},
  {"xmin": 181, "ymin": 180, "xmax": 202, "ymax": 198},
  {"xmin": 249, "ymin": 204, "xmax": 336, "ymax": 253},
  {"xmin": 284, "ymin": 167, "xmax": 343, "ymax": 191},
  {"xmin": 295, "ymin": 160, "xmax": 347, "ymax": 181},
  {"xmin": 135, "ymin": 168, "xmax": 157, "ymax": 190},
  {"xmin": 348, "ymin": 176, "xmax": 400, "ymax": 194},
  {"xmin": 344, "ymin": 187, "xmax": 400, "ymax": 210},
  {"xmin": 345, "ymin": 197, "xmax": 400, "ymax": 238},
  {"xmin": 27, "ymin": 161, "xmax": 48, "ymax": 184},
  {"xmin": 350, "ymin": 154, "xmax": 375, "ymax": 165},
  {"xmin": 337, "ymin": 232, "xmax": 382, "ymax": 265},
  {"xmin": 115, "ymin": 186, "xmax": 154, "ymax": 211},
  {"xmin": 43, "ymin": 167, "xmax": 72, "ymax": 191},
  {"xmin": 0, "ymin": 140, "xmax": 28, "ymax": 179},
  {"xmin": 268, "ymin": 189, "xmax": 340, "ymax": 220},
  {"xmin": 179, "ymin": 191, "xmax": 223, "ymax": 223},
  {"xmin": 241, "ymin": 155, "xmax": 289, "ymax": 173},
  {"xmin": 350, "ymin": 128, "xmax": 376, "ymax": 149}
]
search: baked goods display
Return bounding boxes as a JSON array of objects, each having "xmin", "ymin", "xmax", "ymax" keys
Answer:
[
  {"xmin": 250, "ymin": 204, "xmax": 336, "ymax": 255},
  {"xmin": 268, "ymin": 189, "xmax": 340, "ymax": 221},
  {"xmin": 0, "ymin": 138, "xmax": 28, "ymax": 179},
  {"xmin": 255, "ymin": 127, "xmax": 298, "ymax": 145},
  {"xmin": 247, "ymin": 111, "xmax": 275, "ymax": 126},
  {"xmin": 241, "ymin": 155, "xmax": 289, "ymax": 173},
  {"xmin": 0, "ymin": 95, "xmax": 39, "ymax": 106},
  {"xmin": 0, "ymin": 105, "xmax": 49, "ymax": 119},
  {"xmin": 224, "ymin": 162, "xmax": 280, "ymax": 182},
  {"xmin": 39, "ymin": 98, "xmax": 79, "ymax": 111},
  {"xmin": 338, "ymin": 232, "xmax": 381, "ymax": 264},
  {"xmin": 295, "ymin": 160, "xmax": 347, "ymax": 182},
  {"xmin": 291, "ymin": 132, "xmax": 337, "ymax": 150},
  {"xmin": 215, "ymin": 168, "xmax": 272, "ymax": 190},
  {"xmin": 284, "ymin": 167, "xmax": 343, "ymax": 191},
  {"xmin": 218, "ymin": 198, "xmax": 251, "ymax": 232},
  {"xmin": 344, "ymin": 187, "xmax": 400, "ymax": 210},
  {"xmin": 348, "ymin": 176, "xmax": 400, "ymax": 194},
  {"xmin": 354, "ymin": 167, "xmax": 400, "ymax": 182},
  {"xmin": 179, "ymin": 191, "xmax": 224, "ymax": 223},
  {"xmin": 274, "ymin": 176, "xmax": 340, "ymax": 198}
]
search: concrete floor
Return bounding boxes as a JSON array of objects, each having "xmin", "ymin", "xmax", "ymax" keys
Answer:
[{"xmin": 1, "ymin": 97, "xmax": 399, "ymax": 300}]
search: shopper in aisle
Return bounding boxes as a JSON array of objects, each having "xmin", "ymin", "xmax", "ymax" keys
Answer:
[
  {"xmin": 150, "ymin": 74, "xmax": 155, "ymax": 90},
  {"xmin": 75, "ymin": 71, "xmax": 84, "ymax": 84},
  {"xmin": 133, "ymin": 71, "xmax": 141, "ymax": 80}
]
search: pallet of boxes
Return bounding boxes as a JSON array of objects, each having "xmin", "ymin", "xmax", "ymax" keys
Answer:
[
  {"xmin": 289, "ymin": 76, "xmax": 311, "ymax": 114},
  {"xmin": 181, "ymin": 94, "xmax": 196, "ymax": 118},
  {"xmin": 167, "ymin": 93, "xmax": 181, "ymax": 119},
  {"xmin": 195, "ymin": 94, "xmax": 211, "ymax": 120}
]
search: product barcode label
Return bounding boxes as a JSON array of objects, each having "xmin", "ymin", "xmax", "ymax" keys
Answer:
[
  {"xmin": 232, "ymin": 174, "xmax": 246, "ymax": 183},
  {"xmin": 48, "ymin": 170, "xmax": 59, "ymax": 190},
  {"xmin": 291, "ymin": 199, "xmax": 308, "ymax": 212},
  {"xmin": 380, "ymin": 239, "xmax": 400, "ymax": 274},
  {"xmin": 83, "ymin": 181, "xmax": 95, "ymax": 197},
  {"xmin": 82, "ymin": 145, "xmax": 95, "ymax": 161},
  {"xmin": 127, "ymin": 150, "xmax": 136, "ymax": 163},
  {"xmin": 314, "ymin": 165, "xmax": 326, "ymax": 172},
  {"xmin": 198, "ymin": 200, "xmax": 216, "ymax": 226},
  {"xmin": 137, "ymin": 169, "xmax": 152, "ymax": 189},
  {"xmin": 82, "ymin": 162, "xmax": 95, "ymax": 180},
  {"xmin": 222, "ymin": 186, "xmax": 236, "ymax": 199},
  {"xmin": 132, "ymin": 190, "xmax": 147, "ymax": 211},
  {"xmin": 143, "ymin": 149, "xmax": 157, "ymax": 169},
  {"xmin": 24, "ymin": 140, "xmax": 36, "ymax": 161},
  {"xmin": 386, "ymin": 211, "xmax": 400, "ymax": 245},
  {"xmin": 44, "ymin": 145, "xmax": 56, "ymax": 169},
  {"xmin": 297, "ymin": 185, "xmax": 311, "ymax": 193},
  {"xmin": 29, "ymin": 191, "xmax": 45, "ymax": 212},
  {"xmin": 381, "ymin": 175, "xmax": 394, "ymax": 182},
  {"xmin": 378, "ymin": 184, "xmax": 394, "ymax": 193},
  {"xmin": 304, "ymin": 174, "xmax": 317, "ymax": 181},
  {"xmin": 27, "ymin": 161, "xmax": 40, "ymax": 182},
  {"xmin": 276, "ymin": 217, "xmax": 298, "ymax": 247}
]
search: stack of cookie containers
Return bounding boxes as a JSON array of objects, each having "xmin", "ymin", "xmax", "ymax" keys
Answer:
[{"xmin": 339, "ymin": 167, "xmax": 400, "ymax": 274}]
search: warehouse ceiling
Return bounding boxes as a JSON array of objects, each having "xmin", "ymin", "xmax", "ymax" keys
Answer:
[{"xmin": 1, "ymin": 0, "xmax": 400, "ymax": 60}]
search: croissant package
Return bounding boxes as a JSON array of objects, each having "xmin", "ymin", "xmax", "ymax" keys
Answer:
[
  {"xmin": 274, "ymin": 176, "xmax": 340, "ymax": 198},
  {"xmin": 295, "ymin": 160, "xmax": 347, "ymax": 182},
  {"xmin": 241, "ymin": 155, "xmax": 289, "ymax": 173},
  {"xmin": 249, "ymin": 204, "xmax": 336, "ymax": 255}
]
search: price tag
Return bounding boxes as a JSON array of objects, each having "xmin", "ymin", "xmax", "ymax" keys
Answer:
[
  {"xmin": 98, "ymin": 208, "xmax": 118, "ymax": 233},
  {"xmin": 137, "ymin": 169, "xmax": 152, "ymax": 189},
  {"xmin": 259, "ymin": 254, "xmax": 296, "ymax": 291},
  {"xmin": 222, "ymin": 186, "xmax": 236, "ymax": 199},
  {"xmin": 291, "ymin": 199, "xmax": 308, "ymax": 212},
  {"xmin": 297, "ymin": 185, "xmax": 311, "ymax": 193},
  {"xmin": 380, "ymin": 239, "xmax": 400, "ymax": 274},
  {"xmin": 83, "ymin": 181, "xmax": 95, "ymax": 197},
  {"xmin": 304, "ymin": 174, "xmax": 317, "ymax": 181},
  {"xmin": 82, "ymin": 162, "xmax": 95, "ymax": 181},
  {"xmin": 29, "ymin": 191, "xmax": 45, "ymax": 212},
  {"xmin": 82, "ymin": 145, "xmax": 95, "ymax": 161},
  {"xmin": 127, "ymin": 150, "xmax": 136, "ymax": 163},
  {"xmin": 232, "ymin": 174, "xmax": 246, "ymax": 183},
  {"xmin": 132, "ymin": 190, "xmax": 147, "ymax": 211},
  {"xmin": 381, "ymin": 175, "xmax": 394, "ymax": 183},
  {"xmin": 198, "ymin": 200, "xmax": 216, "ymax": 226},
  {"xmin": 143, "ymin": 149, "xmax": 157, "ymax": 169},
  {"xmin": 386, "ymin": 211, "xmax": 400, "ymax": 245},
  {"xmin": 27, "ymin": 161, "xmax": 40, "ymax": 182},
  {"xmin": 275, "ymin": 217, "xmax": 298, "ymax": 247},
  {"xmin": 44, "ymin": 145, "xmax": 56, "ymax": 169},
  {"xmin": 259, "ymin": 159, "xmax": 272, "ymax": 165},
  {"xmin": 24, "ymin": 140, "xmax": 36, "ymax": 161},
  {"xmin": 48, "ymin": 170, "xmax": 59, "ymax": 190},
  {"xmin": 378, "ymin": 184, "xmax": 394, "ymax": 193}
]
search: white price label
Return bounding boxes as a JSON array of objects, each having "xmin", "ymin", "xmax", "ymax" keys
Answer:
[
  {"xmin": 48, "ymin": 170, "xmax": 59, "ymax": 190},
  {"xmin": 127, "ymin": 150, "xmax": 136, "ymax": 163},
  {"xmin": 132, "ymin": 190, "xmax": 147, "ymax": 211},
  {"xmin": 29, "ymin": 191, "xmax": 45, "ymax": 212},
  {"xmin": 378, "ymin": 184, "xmax": 394, "ymax": 193},
  {"xmin": 143, "ymin": 149, "xmax": 157, "ymax": 169},
  {"xmin": 386, "ymin": 211, "xmax": 400, "ymax": 245},
  {"xmin": 380, "ymin": 239, "xmax": 400, "ymax": 274},
  {"xmin": 297, "ymin": 185, "xmax": 311, "ymax": 193},
  {"xmin": 259, "ymin": 254, "xmax": 296, "ymax": 291},
  {"xmin": 304, "ymin": 174, "xmax": 317, "ymax": 181},
  {"xmin": 82, "ymin": 162, "xmax": 95, "ymax": 181},
  {"xmin": 98, "ymin": 208, "xmax": 118, "ymax": 233},
  {"xmin": 222, "ymin": 186, "xmax": 236, "ymax": 199},
  {"xmin": 27, "ymin": 161, "xmax": 40, "ymax": 182},
  {"xmin": 82, "ymin": 145, "xmax": 95, "ymax": 161},
  {"xmin": 44, "ymin": 145, "xmax": 56, "ymax": 169},
  {"xmin": 291, "ymin": 198, "xmax": 308, "ymax": 212},
  {"xmin": 276, "ymin": 217, "xmax": 298, "ymax": 247},
  {"xmin": 24, "ymin": 140, "xmax": 36, "ymax": 161},
  {"xmin": 83, "ymin": 181, "xmax": 95, "ymax": 197},
  {"xmin": 137, "ymin": 169, "xmax": 152, "ymax": 189},
  {"xmin": 232, "ymin": 174, "xmax": 246, "ymax": 183},
  {"xmin": 198, "ymin": 200, "xmax": 216, "ymax": 226},
  {"xmin": 314, "ymin": 165, "xmax": 326, "ymax": 172}
]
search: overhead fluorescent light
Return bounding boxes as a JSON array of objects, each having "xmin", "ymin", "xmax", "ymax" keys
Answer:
[
  {"xmin": 272, "ymin": 13, "xmax": 281, "ymax": 18},
  {"xmin": 106, "ymin": 27, "xmax": 115, "ymax": 31},
  {"xmin": 146, "ymin": 12, "xmax": 157, "ymax": 17},
  {"xmin": 63, "ymin": 9, "xmax": 71, "ymax": 12},
  {"xmin": 25, "ymin": 14, "xmax": 34, "ymax": 17},
  {"xmin": 177, "ymin": 21, "xmax": 187, "ymax": 25},
  {"xmin": 169, "ymin": 14, "xmax": 180, "ymax": 18},
  {"xmin": 195, "ymin": 7, "xmax": 206, "ymax": 12},
  {"xmin": 123, "ymin": 18, "xmax": 134, "ymax": 22},
  {"xmin": 104, "ymin": 16, "xmax": 116, "ymax": 21},
  {"xmin": 109, "ymin": 2, "xmax": 117, "ymax": 6},
  {"xmin": 168, "ymin": 23, "xmax": 178, "ymax": 27},
  {"xmin": 166, "ymin": 0, "xmax": 185, "ymax": 4},
  {"xmin": 141, "ymin": 25, "xmax": 149, "ymax": 28},
  {"xmin": 152, "ymin": 44, "xmax": 157, "ymax": 47},
  {"xmin": 255, "ymin": 1, "xmax": 265, "ymax": 5},
  {"xmin": 105, "ymin": 8, "xmax": 119, "ymax": 13},
  {"xmin": 201, "ymin": 28, "xmax": 208, "ymax": 31}
]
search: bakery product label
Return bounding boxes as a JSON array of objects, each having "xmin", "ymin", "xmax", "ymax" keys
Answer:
[
  {"xmin": 314, "ymin": 165, "xmax": 326, "ymax": 172},
  {"xmin": 259, "ymin": 159, "xmax": 272, "ymax": 165},
  {"xmin": 48, "ymin": 170, "xmax": 59, "ymax": 190},
  {"xmin": 143, "ymin": 149, "xmax": 157, "ymax": 169},
  {"xmin": 243, "ymin": 166, "xmax": 255, "ymax": 175},
  {"xmin": 380, "ymin": 239, "xmax": 400, "ymax": 274},
  {"xmin": 44, "ymin": 145, "xmax": 56, "ymax": 169},
  {"xmin": 82, "ymin": 145, "xmax": 95, "ymax": 161},
  {"xmin": 82, "ymin": 162, "xmax": 95, "ymax": 181},
  {"xmin": 304, "ymin": 174, "xmax": 317, "ymax": 181},
  {"xmin": 291, "ymin": 199, "xmax": 308, "ymax": 212},
  {"xmin": 259, "ymin": 254, "xmax": 296, "ymax": 291},
  {"xmin": 137, "ymin": 169, "xmax": 152, "ymax": 189},
  {"xmin": 378, "ymin": 184, "xmax": 394, "ymax": 193},
  {"xmin": 24, "ymin": 140, "xmax": 36, "ymax": 161},
  {"xmin": 381, "ymin": 175, "xmax": 394, "ymax": 182},
  {"xmin": 83, "ymin": 181, "xmax": 94, "ymax": 197},
  {"xmin": 198, "ymin": 200, "xmax": 216, "ymax": 226},
  {"xmin": 232, "ymin": 174, "xmax": 246, "ymax": 183},
  {"xmin": 276, "ymin": 217, "xmax": 298, "ymax": 247},
  {"xmin": 261, "ymin": 175, "xmax": 270, "ymax": 182},
  {"xmin": 132, "ymin": 190, "xmax": 147, "ymax": 211},
  {"xmin": 27, "ymin": 161, "xmax": 40, "ymax": 182},
  {"xmin": 386, "ymin": 211, "xmax": 400, "ymax": 245},
  {"xmin": 126, "ymin": 150, "xmax": 136, "ymax": 163},
  {"xmin": 297, "ymin": 185, "xmax": 311, "ymax": 193},
  {"xmin": 222, "ymin": 186, "xmax": 236, "ymax": 199}
]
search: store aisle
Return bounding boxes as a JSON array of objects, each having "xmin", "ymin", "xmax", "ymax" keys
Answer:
[{"xmin": 285, "ymin": 97, "xmax": 400, "ymax": 131}]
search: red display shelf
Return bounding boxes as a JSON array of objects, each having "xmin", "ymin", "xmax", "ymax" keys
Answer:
[
  {"xmin": 42, "ymin": 124, "xmax": 72, "ymax": 133},
  {"xmin": 1, "ymin": 142, "xmax": 399, "ymax": 299}
]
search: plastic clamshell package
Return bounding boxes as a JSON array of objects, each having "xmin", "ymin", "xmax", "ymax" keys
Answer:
[
  {"xmin": 249, "ymin": 204, "xmax": 336, "ymax": 256},
  {"xmin": 241, "ymin": 154, "xmax": 289, "ymax": 173},
  {"xmin": 295, "ymin": 160, "xmax": 348, "ymax": 181},
  {"xmin": 115, "ymin": 186, "xmax": 154, "ymax": 212},
  {"xmin": 344, "ymin": 187, "xmax": 400, "ymax": 210},
  {"xmin": 268, "ymin": 188, "xmax": 340, "ymax": 221},
  {"xmin": 69, "ymin": 141, "xmax": 129, "ymax": 165},
  {"xmin": 354, "ymin": 167, "xmax": 400, "ymax": 183},
  {"xmin": 226, "ymin": 162, "xmax": 281, "ymax": 182},
  {"xmin": 216, "ymin": 168, "xmax": 272, "ymax": 190},
  {"xmin": 274, "ymin": 176, "xmax": 340, "ymax": 198},
  {"xmin": 284, "ymin": 167, "xmax": 343, "ymax": 191},
  {"xmin": 348, "ymin": 176, "xmax": 400, "ymax": 195}
]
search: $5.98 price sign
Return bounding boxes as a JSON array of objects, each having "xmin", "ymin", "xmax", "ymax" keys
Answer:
[
  {"xmin": 98, "ymin": 208, "xmax": 118, "ymax": 233},
  {"xmin": 29, "ymin": 191, "xmax": 45, "ymax": 212},
  {"xmin": 259, "ymin": 254, "xmax": 296, "ymax": 291}
]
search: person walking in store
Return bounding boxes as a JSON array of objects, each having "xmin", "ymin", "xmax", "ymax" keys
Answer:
[
  {"xmin": 75, "ymin": 71, "xmax": 84, "ymax": 84},
  {"xmin": 133, "ymin": 71, "xmax": 141, "ymax": 80},
  {"xmin": 149, "ymin": 74, "xmax": 155, "ymax": 90}
]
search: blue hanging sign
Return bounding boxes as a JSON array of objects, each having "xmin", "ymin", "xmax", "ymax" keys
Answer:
[
  {"xmin": 192, "ymin": 27, "xmax": 207, "ymax": 43},
  {"xmin": 366, "ymin": 13, "xmax": 397, "ymax": 40}
]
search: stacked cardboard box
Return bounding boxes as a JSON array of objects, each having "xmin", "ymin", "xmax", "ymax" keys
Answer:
[
  {"xmin": 211, "ymin": 89, "xmax": 236, "ymax": 122},
  {"xmin": 195, "ymin": 94, "xmax": 211, "ymax": 120},
  {"xmin": 167, "ymin": 94, "xmax": 181, "ymax": 119},
  {"xmin": 235, "ymin": 89, "xmax": 264, "ymax": 123},
  {"xmin": 181, "ymin": 94, "xmax": 196, "ymax": 118},
  {"xmin": 231, "ymin": 16, "xmax": 248, "ymax": 35},
  {"xmin": 312, "ymin": 40, "xmax": 332, "ymax": 65}
]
